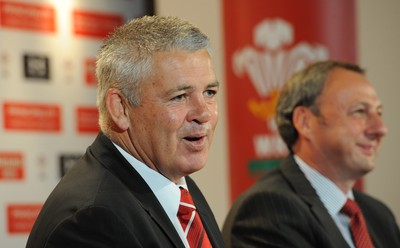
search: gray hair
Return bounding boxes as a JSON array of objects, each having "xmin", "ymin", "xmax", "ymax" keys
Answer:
[
  {"xmin": 96, "ymin": 15, "xmax": 211, "ymax": 133},
  {"xmin": 275, "ymin": 60, "xmax": 365, "ymax": 151}
]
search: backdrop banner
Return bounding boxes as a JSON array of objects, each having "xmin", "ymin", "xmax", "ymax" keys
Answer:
[
  {"xmin": 0, "ymin": 0, "xmax": 151, "ymax": 246},
  {"xmin": 223, "ymin": 0, "xmax": 356, "ymax": 201}
]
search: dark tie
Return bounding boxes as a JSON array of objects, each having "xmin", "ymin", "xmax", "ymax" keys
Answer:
[
  {"xmin": 178, "ymin": 187, "xmax": 212, "ymax": 248},
  {"xmin": 341, "ymin": 199, "xmax": 374, "ymax": 248}
]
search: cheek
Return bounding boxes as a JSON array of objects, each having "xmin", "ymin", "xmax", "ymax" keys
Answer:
[
  {"xmin": 212, "ymin": 109, "xmax": 219, "ymax": 127},
  {"xmin": 162, "ymin": 110, "xmax": 184, "ymax": 129},
  {"xmin": 169, "ymin": 112, "xmax": 179, "ymax": 122},
  {"xmin": 348, "ymin": 124, "xmax": 361, "ymax": 135},
  {"xmin": 344, "ymin": 118, "xmax": 366, "ymax": 136},
  {"xmin": 210, "ymin": 103, "xmax": 218, "ymax": 119},
  {"xmin": 213, "ymin": 104, "xmax": 218, "ymax": 117}
]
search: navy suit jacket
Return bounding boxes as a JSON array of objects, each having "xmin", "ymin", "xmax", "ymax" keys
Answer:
[
  {"xmin": 26, "ymin": 132, "xmax": 223, "ymax": 248},
  {"xmin": 222, "ymin": 155, "xmax": 400, "ymax": 248}
]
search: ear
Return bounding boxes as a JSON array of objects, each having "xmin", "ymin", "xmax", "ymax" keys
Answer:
[
  {"xmin": 292, "ymin": 106, "xmax": 312, "ymax": 139},
  {"xmin": 105, "ymin": 88, "xmax": 130, "ymax": 131}
]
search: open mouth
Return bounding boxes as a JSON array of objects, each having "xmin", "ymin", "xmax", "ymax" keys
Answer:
[
  {"xmin": 182, "ymin": 134, "xmax": 208, "ymax": 151},
  {"xmin": 184, "ymin": 136, "xmax": 203, "ymax": 142}
]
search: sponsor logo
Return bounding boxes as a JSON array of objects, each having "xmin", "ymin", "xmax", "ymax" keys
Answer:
[
  {"xmin": 23, "ymin": 54, "xmax": 50, "ymax": 80},
  {"xmin": 7, "ymin": 204, "xmax": 42, "ymax": 234},
  {"xmin": 232, "ymin": 18, "xmax": 329, "ymax": 170},
  {"xmin": 0, "ymin": 2, "xmax": 56, "ymax": 33},
  {"xmin": 73, "ymin": 9, "xmax": 123, "ymax": 38},
  {"xmin": 0, "ymin": 152, "xmax": 24, "ymax": 180},
  {"xmin": 84, "ymin": 58, "xmax": 97, "ymax": 86},
  {"xmin": 3, "ymin": 102, "xmax": 61, "ymax": 132},
  {"xmin": 76, "ymin": 106, "xmax": 99, "ymax": 133},
  {"xmin": 1, "ymin": 52, "xmax": 9, "ymax": 79},
  {"xmin": 59, "ymin": 154, "xmax": 82, "ymax": 177}
]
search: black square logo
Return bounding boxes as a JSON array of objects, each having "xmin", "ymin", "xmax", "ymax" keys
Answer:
[
  {"xmin": 59, "ymin": 154, "xmax": 82, "ymax": 177},
  {"xmin": 23, "ymin": 54, "xmax": 50, "ymax": 80}
]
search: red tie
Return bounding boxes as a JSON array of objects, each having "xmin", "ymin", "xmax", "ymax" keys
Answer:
[
  {"xmin": 341, "ymin": 199, "xmax": 374, "ymax": 248},
  {"xmin": 178, "ymin": 187, "xmax": 212, "ymax": 248}
]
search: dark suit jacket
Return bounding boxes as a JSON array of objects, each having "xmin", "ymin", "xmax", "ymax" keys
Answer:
[
  {"xmin": 222, "ymin": 155, "xmax": 400, "ymax": 248},
  {"xmin": 26, "ymin": 132, "xmax": 223, "ymax": 248}
]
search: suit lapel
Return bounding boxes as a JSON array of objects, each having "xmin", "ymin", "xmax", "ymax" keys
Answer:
[
  {"xmin": 134, "ymin": 191, "xmax": 185, "ymax": 248},
  {"xmin": 280, "ymin": 156, "xmax": 350, "ymax": 248},
  {"xmin": 91, "ymin": 133, "xmax": 185, "ymax": 248}
]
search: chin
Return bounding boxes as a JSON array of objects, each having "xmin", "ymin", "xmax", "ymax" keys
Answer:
[
  {"xmin": 184, "ymin": 163, "xmax": 206, "ymax": 175},
  {"xmin": 360, "ymin": 164, "xmax": 375, "ymax": 175}
]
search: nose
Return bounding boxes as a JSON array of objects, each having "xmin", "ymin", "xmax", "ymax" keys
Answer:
[
  {"xmin": 188, "ymin": 96, "xmax": 212, "ymax": 124},
  {"xmin": 367, "ymin": 113, "xmax": 388, "ymax": 139}
]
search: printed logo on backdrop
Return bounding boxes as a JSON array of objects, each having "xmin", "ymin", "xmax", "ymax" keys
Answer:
[
  {"xmin": 23, "ymin": 54, "xmax": 50, "ymax": 80},
  {"xmin": 1, "ymin": 52, "xmax": 10, "ymax": 79},
  {"xmin": 73, "ymin": 10, "xmax": 124, "ymax": 39},
  {"xmin": 0, "ymin": 1, "xmax": 56, "ymax": 33},
  {"xmin": 59, "ymin": 154, "xmax": 82, "ymax": 178},
  {"xmin": 76, "ymin": 106, "xmax": 99, "ymax": 133},
  {"xmin": 36, "ymin": 154, "xmax": 48, "ymax": 181},
  {"xmin": 3, "ymin": 101, "xmax": 61, "ymax": 132},
  {"xmin": 0, "ymin": 152, "xmax": 24, "ymax": 180},
  {"xmin": 85, "ymin": 58, "xmax": 97, "ymax": 86},
  {"xmin": 233, "ymin": 18, "xmax": 328, "ymax": 172},
  {"xmin": 7, "ymin": 204, "xmax": 42, "ymax": 234},
  {"xmin": 62, "ymin": 59, "xmax": 74, "ymax": 84}
]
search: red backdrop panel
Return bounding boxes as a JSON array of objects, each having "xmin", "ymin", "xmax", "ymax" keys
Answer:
[{"xmin": 223, "ymin": 0, "xmax": 357, "ymax": 201}]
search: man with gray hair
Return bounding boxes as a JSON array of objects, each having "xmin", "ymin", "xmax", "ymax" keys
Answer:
[
  {"xmin": 222, "ymin": 60, "xmax": 400, "ymax": 247},
  {"xmin": 27, "ymin": 15, "xmax": 223, "ymax": 248}
]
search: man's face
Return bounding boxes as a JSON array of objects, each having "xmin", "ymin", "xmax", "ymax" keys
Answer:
[
  {"xmin": 127, "ymin": 49, "xmax": 219, "ymax": 182},
  {"xmin": 308, "ymin": 68, "xmax": 387, "ymax": 180}
]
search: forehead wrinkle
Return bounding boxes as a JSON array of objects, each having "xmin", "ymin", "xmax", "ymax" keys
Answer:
[{"xmin": 175, "ymin": 84, "xmax": 193, "ymax": 92}]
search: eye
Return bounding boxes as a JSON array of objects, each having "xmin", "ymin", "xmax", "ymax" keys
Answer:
[
  {"xmin": 204, "ymin": 89, "xmax": 217, "ymax": 98},
  {"xmin": 349, "ymin": 107, "xmax": 368, "ymax": 118},
  {"xmin": 171, "ymin": 94, "xmax": 186, "ymax": 102},
  {"xmin": 354, "ymin": 108, "xmax": 366, "ymax": 114},
  {"xmin": 377, "ymin": 107, "xmax": 383, "ymax": 116}
]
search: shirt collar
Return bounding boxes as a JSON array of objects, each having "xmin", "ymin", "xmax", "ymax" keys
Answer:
[
  {"xmin": 112, "ymin": 142, "xmax": 186, "ymax": 222},
  {"xmin": 294, "ymin": 154, "xmax": 354, "ymax": 216}
]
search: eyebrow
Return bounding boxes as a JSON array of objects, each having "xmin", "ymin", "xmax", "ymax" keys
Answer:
[
  {"xmin": 170, "ymin": 81, "xmax": 220, "ymax": 93},
  {"xmin": 355, "ymin": 101, "xmax": 384, "ymax": 112},
  {"xmin": 361, "ymin": 101, "xmax": 383, "ymax": 108},
  {"xmin": 208, "ymin": 81, "xmax": 220, "ymax": 88}
]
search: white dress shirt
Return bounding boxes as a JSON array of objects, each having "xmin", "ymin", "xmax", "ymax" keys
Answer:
[{"xmin": 294, "ymin": 155, "xmax": 355, "ymax": 248}]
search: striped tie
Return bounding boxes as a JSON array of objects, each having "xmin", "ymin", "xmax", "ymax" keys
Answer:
[
  {"xmin": 178, "ymin": 187, "xmax": 212, "ymax": 248},
  {"xmin": 341, "ymin": 199, "xmax": 374, "ymax": 248}
]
